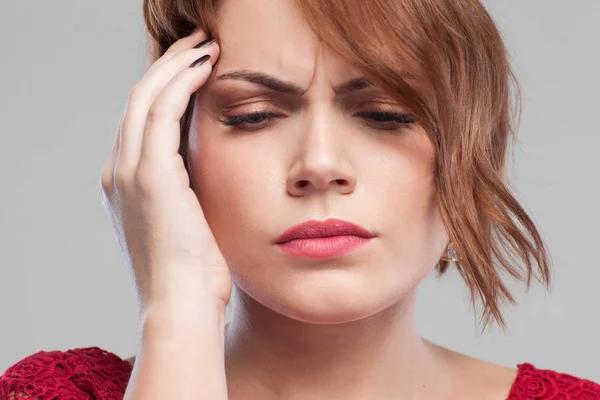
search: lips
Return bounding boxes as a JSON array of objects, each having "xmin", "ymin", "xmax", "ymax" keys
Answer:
[{"xmin": 274, "ymin": 218, "xmax": 376, "ymax": 244}]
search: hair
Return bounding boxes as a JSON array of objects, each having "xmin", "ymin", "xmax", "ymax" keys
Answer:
[{"xmin": 142, "ymin": 0, "xmax": 551, "ymax": 331}]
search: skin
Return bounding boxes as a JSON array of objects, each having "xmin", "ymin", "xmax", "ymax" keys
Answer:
[{"xmin": 127, "ymin": 0, "xmax": 519, "ymax": 398}]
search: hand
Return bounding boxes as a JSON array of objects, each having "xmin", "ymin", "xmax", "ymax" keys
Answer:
[{"xmin": 99, "ymin": 29, "xmax": 231, "ymax": 313}]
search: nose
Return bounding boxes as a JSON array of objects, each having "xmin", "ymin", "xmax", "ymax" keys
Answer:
[
  {"xmin": 285, "ymin": 108, "xmax": 357, "ymax": 197},
  {"xmin": 286, "ymin": 166, "xmax": 356, "ymax": 196}
]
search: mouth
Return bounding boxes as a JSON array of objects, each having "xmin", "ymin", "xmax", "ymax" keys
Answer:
[{"xmin": 274, "ymin": 218, "xmax": 377, "ymax": 259}]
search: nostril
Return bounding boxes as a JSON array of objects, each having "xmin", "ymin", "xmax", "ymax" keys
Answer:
[{"xmin": 293, "ymin": 179, "xmax": 348, "ymax": 189}]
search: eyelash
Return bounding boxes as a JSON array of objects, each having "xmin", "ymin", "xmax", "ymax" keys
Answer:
[
  {"xmin": 355, "ymin": 111, "xmax": 416, "ymax": 127},
  {"xmin": 219, "ymin": 111, "xmax": 416, "ymax": 130},
  {"xmin": 220, "ymin": 112, "xmax": 280, "ymax": 127}
]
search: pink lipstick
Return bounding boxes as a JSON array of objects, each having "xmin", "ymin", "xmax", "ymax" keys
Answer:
[{"xmin": 274, "ymin": 218, "xmax": 376, "ymax": 259}]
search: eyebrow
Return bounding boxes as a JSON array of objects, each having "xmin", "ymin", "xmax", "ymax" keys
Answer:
[{"xmin": 214, "ymin": 70, "xmax": 372, "ymax": 96}]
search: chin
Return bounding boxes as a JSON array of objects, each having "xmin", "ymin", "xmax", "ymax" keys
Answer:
[{"xmin": 235, "ymin": 268, "xmax": 415, "ymax": 325}]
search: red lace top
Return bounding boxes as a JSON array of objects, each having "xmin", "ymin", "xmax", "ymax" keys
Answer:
[{"xmin": 1, "ymin": 347, "xmax": 599, "ymax": 399}]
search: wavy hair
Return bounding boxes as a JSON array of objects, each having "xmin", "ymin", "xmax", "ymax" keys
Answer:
[{"xmin": 142, "ymin": 0, "xmax": 551, "ymax": 331}]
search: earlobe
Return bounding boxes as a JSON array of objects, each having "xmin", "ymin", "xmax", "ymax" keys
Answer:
[{"xmin": 440, "ymin": 242, "xmax": 459, "ymax": 262}]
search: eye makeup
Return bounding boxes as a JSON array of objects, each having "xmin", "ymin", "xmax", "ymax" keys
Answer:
[
  {"xmin": 216, "ymin": 108, "xmax": 416, "ymax": 132},
  {"xmin": 205, "ymin": 79, "xmax": 417, "ymax": 132}
]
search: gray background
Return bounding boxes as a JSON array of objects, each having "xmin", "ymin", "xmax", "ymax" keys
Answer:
[{"xmin": 1, "ymin": 0, "xmax": 598, "ymax": 380}]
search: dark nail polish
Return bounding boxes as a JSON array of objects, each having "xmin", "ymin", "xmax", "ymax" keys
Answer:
[
  {"xmin": 193, "ymin": 38, "xmax": 216, "ymax": 49},
  {"xmin": 189, "ymin": 54, "xmax": 211, "ymax": 68}
]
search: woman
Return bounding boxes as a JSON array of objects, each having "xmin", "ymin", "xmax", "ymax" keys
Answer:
[{"xmin": 1, "ymin": 0, "xmax": 598, "ymax": 399}]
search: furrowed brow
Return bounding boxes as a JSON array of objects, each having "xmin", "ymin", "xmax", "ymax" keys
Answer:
[
  {"xmin": 333, "ymin": 77, "xmax": 371, "ymax": 95},
  {"xmin": 215, "ymin": 71, "xmax": 413, "ymax": 96},
  {"xmin": 215, "ymin": 70, "xmax": 304, "ymax": 95}
]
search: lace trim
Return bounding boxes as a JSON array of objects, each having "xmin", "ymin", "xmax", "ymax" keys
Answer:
[
  {"xmin": 0, "ymin": 347, "xmax": 132, "ymax": 400},
  {"xmin": 507, "ymin": 363, "xmax": 600, "ymax": 399},
  {"xmin": 2, "ymin": 347, "xmax": 599, "ymax": 399}
]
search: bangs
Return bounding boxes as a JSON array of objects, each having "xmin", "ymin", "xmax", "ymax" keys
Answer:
[{"xmin": 295, "ymin": 0, "xmax": 440, "ymax": 138}]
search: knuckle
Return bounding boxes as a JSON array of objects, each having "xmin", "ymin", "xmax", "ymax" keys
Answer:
[
  {"xmin": 146, "ymin": 102, "xmax": 178, "ymax": 125},
  {"xmin": 145, "ymin": 105, "xmax": 161, "ymax": 123},
  {"xmin": 128, "ymin": 83, "xmax": 145, "ymax": 103},
  {"xmin": 100, "ymin": 166, "xmax": 114, "ymax": 192},
  {"xmin": 113, "ymin": 167, "xmax": 131, "ymax": 191},
  {"xmin": 134, "ymin": 165, "xmax": 158, "ymax": 195},
  {"xmin": 158, "ymin": 47, "xmax": 175, "ymax": 61}
]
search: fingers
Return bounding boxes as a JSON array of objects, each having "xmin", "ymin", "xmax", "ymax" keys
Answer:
[
  {"xmin": 140, "ymin": 56, "xmax": 214, "ymax": 166},
  {"xmin": 116, "ymin": 36, "xmax": 219, "ymax": 170},
  {"xmin": 100, "ymin": 29, "xmax": 218, "ymax": 197},
  {"xmin": 155, "ymin": 29, "xmax": 209, "ymax": 66}
]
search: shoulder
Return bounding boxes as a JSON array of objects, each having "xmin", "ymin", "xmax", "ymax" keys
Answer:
[
  {"xmin": 508, "ymin": 362, "xmax": 600, "ymax": 399},
  {"xmin": 0, "ymin": 347, "xmax": 132, "ymax": 399}
]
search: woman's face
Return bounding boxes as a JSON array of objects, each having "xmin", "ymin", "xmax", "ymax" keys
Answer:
[{"xmin": 188, "ymin": 0, "xmax": 448, "ymax": 323}]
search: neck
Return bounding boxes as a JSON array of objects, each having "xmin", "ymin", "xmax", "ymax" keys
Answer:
[{"xmin": 224, "ymin": 290, "xmax": 455, "ymax": 400}]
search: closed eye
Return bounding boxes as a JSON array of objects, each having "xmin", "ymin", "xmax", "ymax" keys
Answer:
[
  {"xmin": 354, "ymin": 111, "xmax": 417, "ymax": 130},
  {"xmin": 218, "ymin": 111, "xmax": 416, "ymax": 131},
  {"xmin": 219, "ymin": 112, "xmax": 280, "ymax": 128}
]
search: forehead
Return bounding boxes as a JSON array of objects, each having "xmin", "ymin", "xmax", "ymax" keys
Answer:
[{"xmin": 214, "ymin": 0, "xmax": 363, "ymax": 89}]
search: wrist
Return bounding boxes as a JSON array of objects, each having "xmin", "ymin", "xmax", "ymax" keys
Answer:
[
  {"xmin": 142, "ymin": 294, "xmax": 226, "ymax": 322},
  {"xmin": 144, "ymin": 278, "xmax": 229, "ymax": 316},
  {"xmin": 140, "ymin": 300, "xmax": 225, "ymax": 345}
]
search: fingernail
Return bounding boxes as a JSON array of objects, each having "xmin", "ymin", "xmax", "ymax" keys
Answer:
[
  {"xmin": 194, "ymin": 38, "xmax": 216, "ymax": 49},
  {"xmin": 189, "ymin": 54, "xmax": 211, "ymax": 68}
]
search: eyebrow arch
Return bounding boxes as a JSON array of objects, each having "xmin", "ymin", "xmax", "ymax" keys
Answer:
[
  {"xmin": 214, "ymin": 70, "xmax": 374, "ymax": 96},
  {"xmin": 333, "ymin": 77, "xmax": 371, "ymax": 95},
  {"xmin": 215, "ymin": 70, "xmax": 305, "ymax": 95}
]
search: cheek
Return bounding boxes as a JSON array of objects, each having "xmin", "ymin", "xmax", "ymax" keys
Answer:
[
  {"xmin": 186, "ymin": 116, "xmax": 277, "ymax": 253},
  {"xmin": 374, "ymin": 133, "xmax": 447, "ymax": 269}
]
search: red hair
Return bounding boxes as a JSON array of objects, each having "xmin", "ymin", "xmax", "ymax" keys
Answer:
[{"xmin": 142, "ymin": 0, "xmax": 551, "ymax": 330}]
